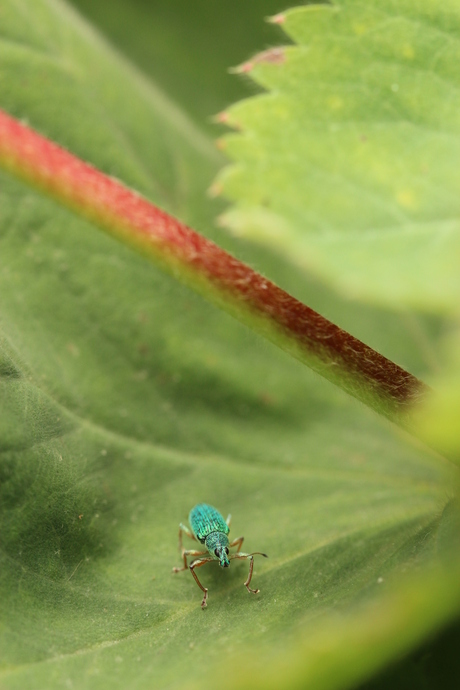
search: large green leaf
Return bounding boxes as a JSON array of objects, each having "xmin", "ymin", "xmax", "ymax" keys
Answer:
[
  {"xmin": 1, "ymin": 1, "xmax": 459, "ymax": 690},
  {"xmin": 217, "ymin": 0, "xmax": 460, "ymax": 314}
]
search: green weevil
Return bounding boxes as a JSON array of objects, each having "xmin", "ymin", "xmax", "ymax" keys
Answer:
[{"xmin": 172, "ymin": 503, "xmax": 268, "ymax": 608}]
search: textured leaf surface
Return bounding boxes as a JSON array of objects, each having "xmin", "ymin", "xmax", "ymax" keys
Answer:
[
  {"xmin": 1, "ymin": 2, "xmax": 459, "ymax": 690},
  {"xmin": 217, "ymin": 0, "xmax": 460, "ymax": 314}
]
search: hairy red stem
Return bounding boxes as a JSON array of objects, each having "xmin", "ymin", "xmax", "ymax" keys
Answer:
[{"xmin": 0, "ymin": 109, "xmax": 427, "ymax": 422}]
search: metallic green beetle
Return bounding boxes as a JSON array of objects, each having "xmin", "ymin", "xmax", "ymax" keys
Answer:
[{"xmin": 172, "ymin": 503, "xmax": 268, "ymax": 609}]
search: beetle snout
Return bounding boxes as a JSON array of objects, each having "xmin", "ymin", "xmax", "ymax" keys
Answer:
[{"xmin": 219, "ymin": 553, "xmax": 230, "ymax": 568}]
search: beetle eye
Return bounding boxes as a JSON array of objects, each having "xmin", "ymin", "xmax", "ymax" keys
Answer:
[
  {"xmin": 225, "ymin": 547, "xmax": 229, "ymax": 555},
  {"xmin": 214, "ymin": 548, "xmax": 220, "ymax": 557}
]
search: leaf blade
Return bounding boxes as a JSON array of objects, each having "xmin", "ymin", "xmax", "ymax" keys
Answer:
[{"xmin": 217, "ymin": 1, "xmax": 460, "ymax": 313}]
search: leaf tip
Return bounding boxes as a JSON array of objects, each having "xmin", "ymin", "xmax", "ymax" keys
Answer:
[
  {"xmin": 266, "ymin": 13, "xmax": 286, "ymax": 25},
  {"xmin": 208, "ymin": 182, "xmax": 223, "ymax": 198},
  {"xmin": 229, "ymin": 61, "xmax": 253, "ymax": 75},
  {"xmin": 212, "ymin": 112, "xmax": 242, "ymax": 133},
  {"xmin": 230, "ymin": 48, "xmax": 286, "ymax": 75},
  {"xmin": 211, "ymin": 111, "xmax": 230, "ymax": 125},
  {"xmin": 216, "ymin": 210, "xmax": 237, "ymax": 229}
]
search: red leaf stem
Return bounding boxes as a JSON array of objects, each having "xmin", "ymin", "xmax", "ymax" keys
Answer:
[{"xmin": 0, "ymin": 109, "xmax": 427, "ymax": 424}]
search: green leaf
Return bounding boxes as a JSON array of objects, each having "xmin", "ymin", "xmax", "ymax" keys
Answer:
[
  {"xmin": 217, "ymin": 0, "xmax": 460, "ymax": 314},
  {"xmin": 1, "ymin": 2, "xmax": 459, "ymax": 690},
  {"xmin": 0, "ymin": 0, "xmax": 222, "ymax": 228}
]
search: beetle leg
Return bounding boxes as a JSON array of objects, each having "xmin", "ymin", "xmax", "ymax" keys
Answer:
[
  {"xmin": 189, "ymin": 557, "xmax": 214, "ymax": 609},
  {"xmin": 177, "ymin": 523, "xmax": 196, "ymax": 553},
  {"xmin": 228, "ymin": 535, "xmax": 244, "ymax": 552},
  {"xmin": 226, "ymin": 513, "xmax": 232, "ymax": 528},
  {"xmin": 172, "ymin": 548, "xmax": 207, "ymax": 573},
  {"xmin": 229, "ymin": 551, "xmax": 268, "ymax": 594}
]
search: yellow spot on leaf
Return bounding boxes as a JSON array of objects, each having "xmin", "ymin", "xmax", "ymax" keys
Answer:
[
  {"xmin": 396, "ymin": 190, "xmax": 417, "ymax": 209},
  {"xmin": 353, "ymin": 23, "xmax": 368, "ymax": 36},
  {"xmin": 327, "ymin": 95, "xmax": 344, "ymax": 111},
  {"xmin": 402, "ymin": 44, "xmax": 415, "ymax": 60}
]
